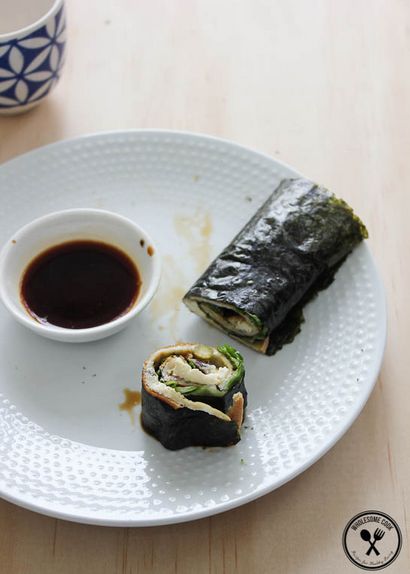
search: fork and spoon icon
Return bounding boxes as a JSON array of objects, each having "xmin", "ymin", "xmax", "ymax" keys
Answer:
[{"xmin": 360, "ymin": 528, "xmax": 385, "ymax": 555}]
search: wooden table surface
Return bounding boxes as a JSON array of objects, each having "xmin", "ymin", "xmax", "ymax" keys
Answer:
[{"xmin": 0, "ymin": 0, "xmax": 409, "ymax": 572}]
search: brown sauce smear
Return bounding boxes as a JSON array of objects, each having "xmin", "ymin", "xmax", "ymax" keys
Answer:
[
  {"xmin": 21, "ymin": 240, "xmax": 141, "ymax": 329},
  {"xmin": 119, "ymin": 388, "xmax": 141, "ymax": 425},
  {"xmin": 173, "ymin": 210, "xmax": 213, "ymax": 274}
]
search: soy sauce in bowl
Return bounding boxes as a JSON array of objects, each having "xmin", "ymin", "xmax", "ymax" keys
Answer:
[{"xmin": 21, "ymin": 240, "xmax": 141, "ymax": 329}]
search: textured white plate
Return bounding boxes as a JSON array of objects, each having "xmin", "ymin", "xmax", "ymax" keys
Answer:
[{"xmin": 0, "ymin": 131, "xmax": 385, "ymax": 526}]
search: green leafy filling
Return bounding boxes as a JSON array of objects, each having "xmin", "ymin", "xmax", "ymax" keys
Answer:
[{"xmin": 158, "ymin": 345, "xmax": 244, "ymax": 398}]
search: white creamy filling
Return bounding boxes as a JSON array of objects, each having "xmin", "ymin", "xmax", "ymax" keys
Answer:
[
  {"xmin": 224, "ymin": 314, "xmax": 257, "ymax": 335},
  {"xmin": 161, "ymin": 355, "xmax": 230, "ymax": 387}
]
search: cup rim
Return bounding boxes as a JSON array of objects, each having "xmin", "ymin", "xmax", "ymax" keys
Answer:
[
  {"xmin": 0, "ymin": 208, "xmax": 161, "ymax": 342},
  {"xmin": 0, "ymin": 0, "xmax": 64, "ymax": 42}
]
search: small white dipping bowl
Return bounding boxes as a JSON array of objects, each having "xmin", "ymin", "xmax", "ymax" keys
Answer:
[{"xmin": 0, "ymin": 209, "xmax": 161, "ymax": 342}]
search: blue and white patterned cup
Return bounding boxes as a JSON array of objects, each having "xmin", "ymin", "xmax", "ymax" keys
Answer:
[{"xmin": 0, "ymin": 0, "xmax": 66, "ymax": 115}]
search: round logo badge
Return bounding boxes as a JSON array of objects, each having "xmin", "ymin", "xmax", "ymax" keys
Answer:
[{"xmin": 343, "ymin": 511, "xmax": 402, "ymax": 570}]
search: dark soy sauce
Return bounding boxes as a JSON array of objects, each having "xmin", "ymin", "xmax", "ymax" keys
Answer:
[{"xmin": 21, "ymin": 240, "xmax": 141, "ymax": 329}]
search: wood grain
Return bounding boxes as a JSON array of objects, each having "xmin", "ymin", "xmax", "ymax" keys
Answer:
[{"xmin": 0, "ymin": 0, "xmax": 408, "ymax": 572}]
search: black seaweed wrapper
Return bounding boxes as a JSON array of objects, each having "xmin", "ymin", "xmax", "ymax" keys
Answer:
[
  {"xmin": 184, "ymin": 178, "xmax": 368, "ymax": 355},
  {"xmin": 141, "ymin": 378, "xmax": 247, "ymax": 450}
]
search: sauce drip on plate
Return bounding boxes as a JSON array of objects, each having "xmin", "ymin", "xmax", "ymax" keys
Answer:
[{"xmin": 119, "ymin": 388, "xmax": 141, "ymax": 425}]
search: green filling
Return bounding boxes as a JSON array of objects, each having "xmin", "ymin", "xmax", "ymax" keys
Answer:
[
  {"xmin": 158, "ymin": 345, "xmax": 244, "ymax": 398},
  {"xmin": 217, "ymin": 345, "xmax": 245, "ymax": 388}
]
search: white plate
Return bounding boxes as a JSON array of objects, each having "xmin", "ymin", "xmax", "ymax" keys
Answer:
[{"xmin": 0, "ymin": 131, "xmax": 385, "ymax": 526}]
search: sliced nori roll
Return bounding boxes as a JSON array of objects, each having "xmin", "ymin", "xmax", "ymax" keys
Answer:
[
  {"xmin": 141, "ymin": 343, "xmax": 247, "ymax": 450},
  {"xmin": 183, "ymin": 178, "xmax": 368, "ymax": 355}
]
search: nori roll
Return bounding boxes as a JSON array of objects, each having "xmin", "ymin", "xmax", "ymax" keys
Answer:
[
  {"xmin": 183, "ymin": 178, "xmax": 368, "ymax": 356},
  {"xmin": 141, "ymin": 343, "xmax": 247, "ymax": 450}
]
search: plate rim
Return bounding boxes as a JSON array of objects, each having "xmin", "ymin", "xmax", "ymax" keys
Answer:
[{"xmin": 0, "ymin": 129, "xmax": 387, "ymax": 527}]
